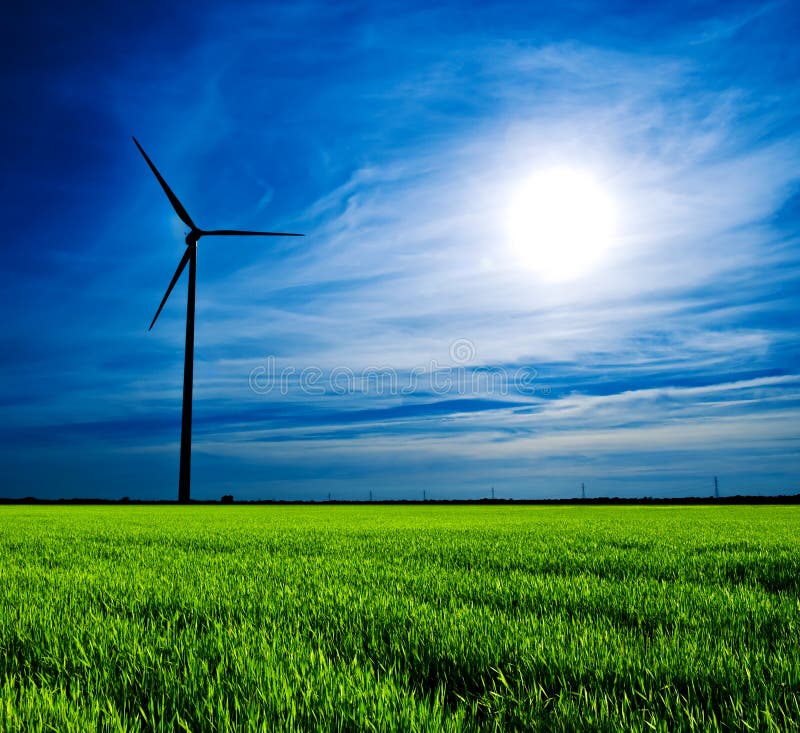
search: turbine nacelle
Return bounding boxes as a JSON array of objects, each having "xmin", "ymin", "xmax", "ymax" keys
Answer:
[{"xmin": 185, "ymin": 230, "xmax": 201, "ymax": 246}]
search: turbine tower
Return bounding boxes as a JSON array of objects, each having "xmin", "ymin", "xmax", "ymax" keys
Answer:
[{"xmin": 133, "ymin": 137, "xmax": 303, "ymax": 502}]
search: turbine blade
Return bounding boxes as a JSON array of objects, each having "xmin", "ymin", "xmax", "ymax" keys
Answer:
[
  {"xmin": 149, "ymin": 248, "xmax": 192, "ymax": 331},
  {"xmin": 132, "ymin": 137, "xmax": 197, "ymax": 230},
  {"xmin": 204, "ymin": 229, "xmax": 304, "ymax": 237}
]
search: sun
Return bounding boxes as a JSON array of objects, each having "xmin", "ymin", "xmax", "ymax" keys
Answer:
[{"xmin": 507, "ymin": 167, "xmax": 618, "ymax": 281}]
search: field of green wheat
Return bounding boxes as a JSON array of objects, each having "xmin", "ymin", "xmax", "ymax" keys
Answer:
[{"xmin": 0, "ymin": 504, "xmax": 798, "ymax": 731}]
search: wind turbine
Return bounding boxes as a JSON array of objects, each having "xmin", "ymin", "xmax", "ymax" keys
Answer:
[{"xmin": 133, "ymin": 137, "xmax": 303, "ymax": 502}]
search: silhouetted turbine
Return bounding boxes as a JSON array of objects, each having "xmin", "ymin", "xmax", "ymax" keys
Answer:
[{"xmin": 133, "ymin": 137, "xmax": 303, "ymax": 502}]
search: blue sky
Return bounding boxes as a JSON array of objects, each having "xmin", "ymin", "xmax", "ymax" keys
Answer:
[{"xmin": 1, "ymin": 0, "xmax": 799, "ymax": 500}]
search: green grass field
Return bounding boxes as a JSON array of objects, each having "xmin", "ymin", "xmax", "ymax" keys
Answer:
[{"xmin": 1, "ymin": 505, "xmax": 798, "ymax": 731}]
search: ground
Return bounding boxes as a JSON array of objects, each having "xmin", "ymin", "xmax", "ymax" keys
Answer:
[{"xmin": 1, "ymin": 504, "xmax": 798, "ymax": 731}]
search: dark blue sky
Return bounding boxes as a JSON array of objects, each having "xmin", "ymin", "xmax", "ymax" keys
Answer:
[{"xmin": 1, "ymin": 0, "xmax": 799, "ymax": 500}]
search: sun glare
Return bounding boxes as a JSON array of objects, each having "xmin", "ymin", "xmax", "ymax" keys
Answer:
[{"xmin": 507, "ymin": 167, "xmax": 618, "ymax": 281}]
